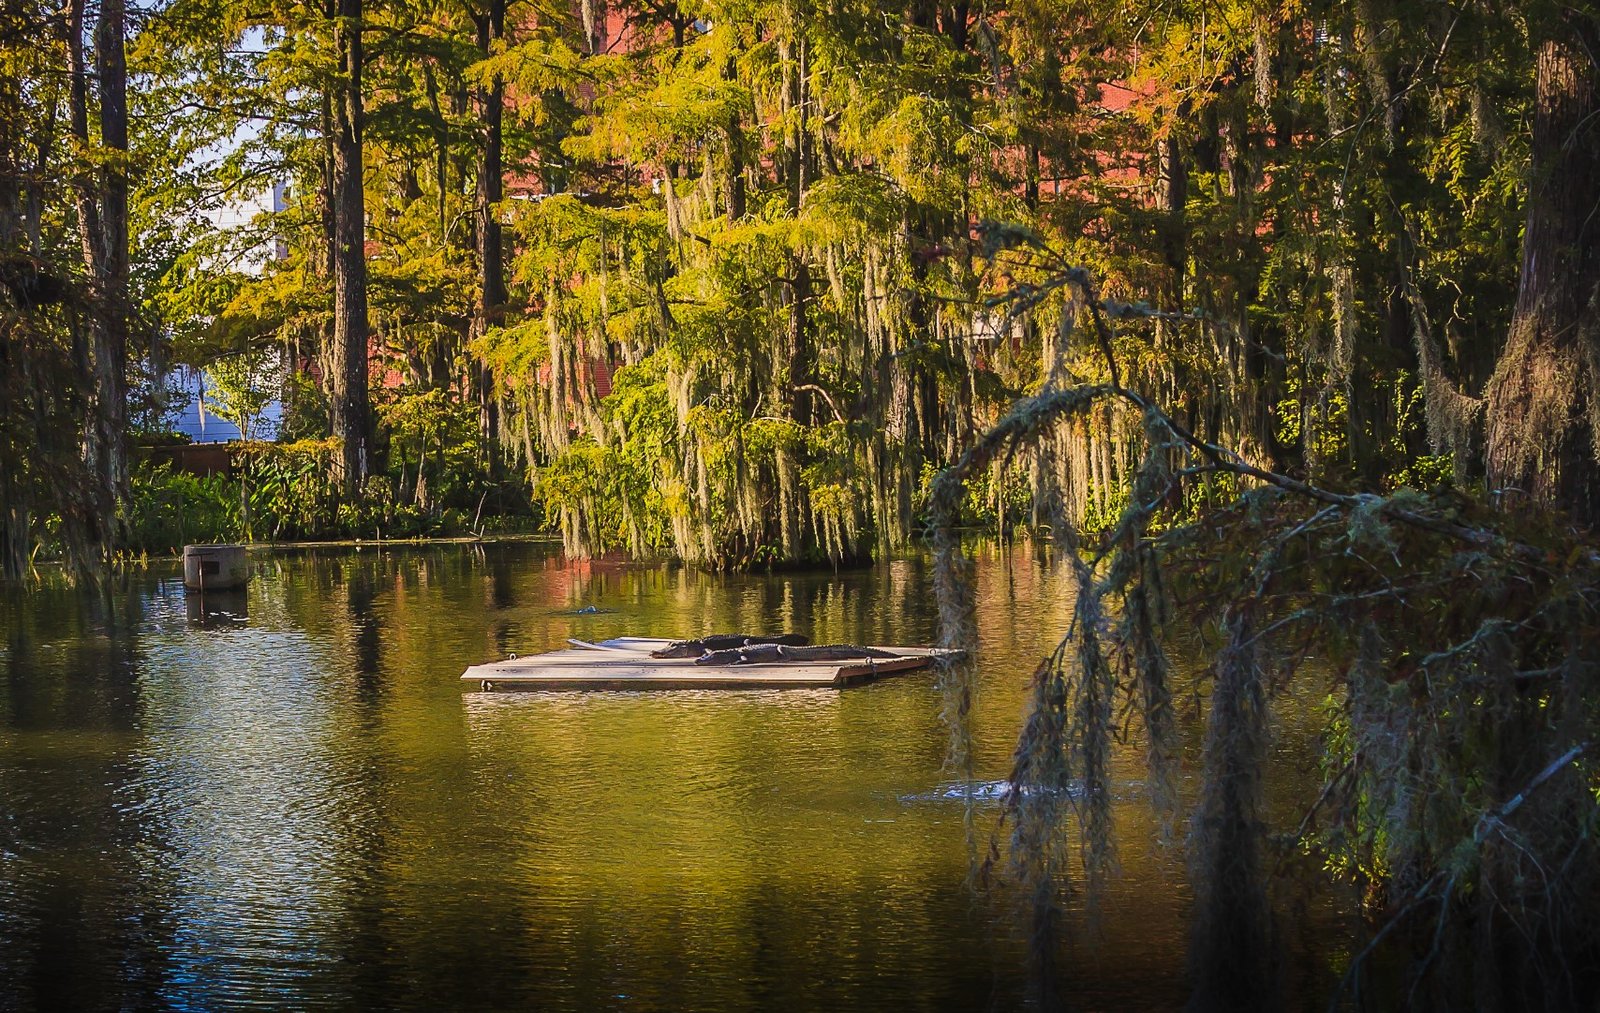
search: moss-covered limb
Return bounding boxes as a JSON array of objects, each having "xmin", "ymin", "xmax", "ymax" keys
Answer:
[
  {"xmin": 1065, "ymin": 544, "xmax": 1117, "ymax": 918},
  {"xmin": 927, "ymin": 356, "xmax": 1188, "ymax": 973},
  {"xmin": 932, "ymin": 262, "xmax": 1600, "ymax": 1005},
  {"xmin": 927, "ymin": 383, "xmax": 1114, "ymax": 540},
  {"xmin": 925, "ymin": 382, "xmax": 1112, "ymax": 799}
]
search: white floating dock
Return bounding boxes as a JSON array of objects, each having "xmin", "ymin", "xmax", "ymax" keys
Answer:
[{"xmin": 462, "ymin": 637, "xmax": 958, "ymax": 691}]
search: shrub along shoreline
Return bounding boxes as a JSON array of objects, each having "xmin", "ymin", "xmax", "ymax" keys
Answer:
[{"xmin": 124, "ymin": 436, "xmax": 539, "ymax": 556}]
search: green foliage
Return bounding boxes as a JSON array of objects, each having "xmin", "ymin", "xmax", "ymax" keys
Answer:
[
  {"xmin": 203, "ymin": 351, "xmax": 281, "ymax": 442},
  {"xmin": 235, "ymin": 438, "xmax": 341, "ymax": 541},
  {"xmin": 276, "ymin": 370, "xmax": 330, "ymax": 443},
  {"xmin": 462, "ymin": 0, "xmax": 1539, "ymax": 567},
  {"xmin": 124, "ymin": 432, "xmax": 526, "ymax": 549},
  {"xmin": 125, "ymin": 466, "xmax": 241, "ymax": 553},
  {"xmin": 375, "ymin": 388, "xmax": 485, "ymax": 510},
  {"xmin": 5, "ymin": 0, "xmax": 1535, "ymax": 573},
  {"xmin": 3, "ymin": 0, "xmax": 1550, "ymax": 577}
]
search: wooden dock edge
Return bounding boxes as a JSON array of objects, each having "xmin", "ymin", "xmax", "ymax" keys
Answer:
[{"xmin": 461, "ymin": 650, "xmax": 961, "ymax": 692}]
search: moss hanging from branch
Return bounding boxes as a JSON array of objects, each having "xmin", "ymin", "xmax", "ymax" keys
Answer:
[{"xmin": 931, "ymin": 251, "xmax": 1600, "ymax": 1007}]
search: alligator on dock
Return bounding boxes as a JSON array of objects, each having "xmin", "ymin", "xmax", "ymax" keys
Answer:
[
  {"xmin": 693, "ymin": 644, "xmax": 901, "ymax": 666},
  {"xmin": 650, "ymin": 633, "xmax": 809, "ymax": 658}
]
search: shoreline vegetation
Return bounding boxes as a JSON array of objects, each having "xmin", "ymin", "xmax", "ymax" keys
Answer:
[
  {"xmin": 139, "ymin": 530, "xmax": 558, "ymax": 558},
  {"xmin": 4, "ymin": 0, "xmax": 1600, "ymax": 1008}
]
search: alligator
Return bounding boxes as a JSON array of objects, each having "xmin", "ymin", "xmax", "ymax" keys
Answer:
[
  {"xmin": 551, "ymin": 604, "xmax": 615, "ymax": 616},
  {"xmin": 693, "ymin": 643, "xmax": 901, "ymax": 666},
  {"xmin": 650, "ymin": 633, "xmax": 810, "ymax": 658}
]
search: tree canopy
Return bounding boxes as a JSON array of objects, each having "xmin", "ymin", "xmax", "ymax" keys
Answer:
[{"xmin": 9, "ymin": 0, "xmax": 1594, "ymax": 572}]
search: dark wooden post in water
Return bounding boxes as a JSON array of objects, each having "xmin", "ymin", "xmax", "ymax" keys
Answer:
[{"xmin": 182, "ymin": 544, "xmax": 250, "ymax": 592}]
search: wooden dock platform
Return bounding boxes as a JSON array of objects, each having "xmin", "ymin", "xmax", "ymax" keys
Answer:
[{"xmin": 462, "ymin": 637, "xmax": 957, "ymax": 691}]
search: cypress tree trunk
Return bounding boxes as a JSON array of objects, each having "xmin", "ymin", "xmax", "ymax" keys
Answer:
[
  {"xmin": 67, "ymin": 0, "xmax": 101, "ymax": 329},
  {"xmin": 1154, "ymin": 132, "xmax": 1187, "ymax": 350},
  {"xmin": 783, "ymin": 31, "xmax": 813, "ymax": 426},
  {"xmin": 95, "ymin": 0, "xmax": 128, "ymax": 510},
  {"xmin": 67, "ymin": 0, "xmax": 112, "ymax": 564},
  {"xmin": 0, "ymin": 0, "xmax": 18, "ymax": 247},
  {"xmin": 0, "ymin": 11, "xmax": 21, "ymax": 577},
  {"xmin": 1483, "ymin": 12, "xmax": 1600, "ymax": 526},
  {"xmin": 0, "ymin": 490, "xmax": 26, "ymax": 580},
  {"xmin": 329, "ymin": 0, "xmax": 371, "ymax": 492},
  {"xmin": 473, "ymin": 0, "xmax": 506, "ymax": 448}
]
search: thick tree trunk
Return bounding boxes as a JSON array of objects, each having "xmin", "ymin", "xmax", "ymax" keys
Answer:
[
  {"xmin": 0, "ymin": 1, "xmax": 20, "ymax": 576},
  {"xmin": 1, "ymin": 493, "xmax": 27, "ymax": 580},
  {"xmin": 0, "ymin": 334, "xmax": 40, "ymax": 581},
  {"xmin": 329, "ymin": 0, "xmax": 371, "ymax": 492},
  {"xmin": 67, "ymin": 0, "xmax": 101, "ymax": 354},
  {"xmin": 785, "ymin": 260, "xmax": 813, "ymax": 422},
  {"xmin": 95, "ymin": 0, "xmax": 129, "ymax": 510},
  {"xmin": 783, "ymin": 31, "xmax": 813, "ymax": 426},
  {"xmin": 0, "ymin": 2, "xmax": 18, "ymax": 247},
  {"xmin": 1483, "ymin": 14, "xmax": 1600, "ymax": 526},
  {"xmin": 473, "ymin": 0, "xmax": 506, "ymax": 448},
  {"xmin": 67, "ymin": 0, "xmax": 114, "ymax": 565}
]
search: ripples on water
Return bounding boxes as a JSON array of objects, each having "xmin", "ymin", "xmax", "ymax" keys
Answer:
[{"xmin": 0, "ymin": 541, "xmax": 1324, "ymax": 1010}]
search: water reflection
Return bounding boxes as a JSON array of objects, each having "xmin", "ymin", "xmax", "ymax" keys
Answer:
[
  {"xmin": 0, "ymin": 541, "xmax": 1340, "ymax": 1010},
  {"xmin": 0, "ymin": 581, "xmax": 170, "ymax": 1008},
  {"xmin": 186, "ymin": 588, "xmax": 249, "ymax": 629},
  {"xmin": 344, "ymin": 561, "xmax": 384, "ymax": 706}
]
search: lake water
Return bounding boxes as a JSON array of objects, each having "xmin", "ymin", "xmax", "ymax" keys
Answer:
[{"xmin": 0, "ymin": 541, "xmax": 1345, "ymax": 1010}]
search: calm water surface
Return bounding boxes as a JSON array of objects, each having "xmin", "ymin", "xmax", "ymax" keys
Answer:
[{"xmin": 0, "ymin": 541, "xmax": 1341, "ymax": 1010}]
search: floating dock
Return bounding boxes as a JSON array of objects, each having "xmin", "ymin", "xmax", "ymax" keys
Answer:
[{"xmin": 462, "ymin": 637, "xmax": 957, "ymax": 691}]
